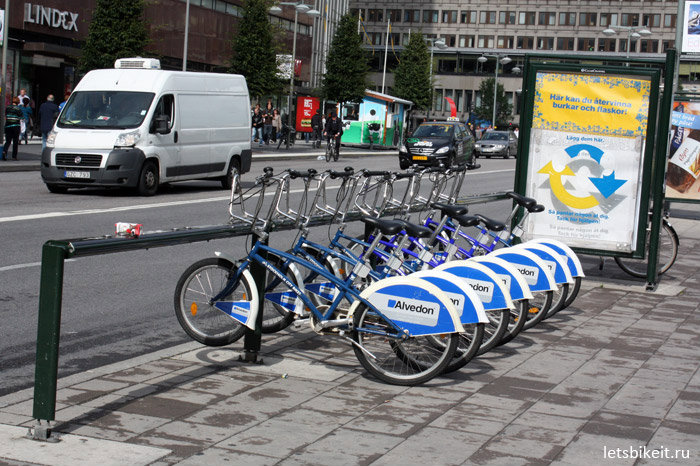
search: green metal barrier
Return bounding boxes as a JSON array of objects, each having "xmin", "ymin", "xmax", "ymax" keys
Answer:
[{"xmin": 31, "ymin": 191, "xmax": 509, "ymax": 435}]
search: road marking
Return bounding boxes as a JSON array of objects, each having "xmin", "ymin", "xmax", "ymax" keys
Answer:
[
  {"xmin": 0, "ymin": 259, "xmax": 76, "ymax": 272},
  {"xmin": 0, "ymin": 169, "xmax": 513, "ymax": 223}
]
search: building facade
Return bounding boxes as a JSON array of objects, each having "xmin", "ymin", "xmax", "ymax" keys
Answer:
[
  {"xmin": 350, "ymin": 0, "xmax": 689, "ymax": 125},
  {"xmin": 3, "ymin": 0, "xmax": 319, "ymax": 107}
]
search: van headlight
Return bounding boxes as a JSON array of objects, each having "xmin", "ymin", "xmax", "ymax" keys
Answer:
[
  {"xmin": 46, "ymin": 130, "xmax": 57, "ymax": 148},
  {"xmin": 435, "ymin": 146, "xmax": 450, "ymax": 154},
  {"xmin": 114, "ymin": 130, "xmax": 141, "ymax": 148}
]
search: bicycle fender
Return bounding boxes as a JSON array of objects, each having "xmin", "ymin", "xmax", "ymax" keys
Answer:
[
  {"xmin": 263, "ymin": 262, "xmax": 306, "ymax": 316},
  {"xmin": 512, "ymin": 243, "xmax": 574, "ymax": 285},
  {"xmin": 211, "ymin": 268, "xmax": 261, "ymax": 330},
  {"xmin": 527, "ymin": 238, "xmax": 585, "ymax": 278},
  {"xmin": 433, "ymin": 260, "xmax": 514, "ymax": 311},
  {"xmin": 468, "ymin": 256, "xmax": 534, "ymax": 301},
  {"xmin": 488, "ymin": 248, "xmax": 557, "ymax": 292},
  {"xmin": 346, "ymin": 276, "xmax": 465, "ymax": 336},
  {"xmin": 410, "ymin": 270, "xmax": 489, "ymax": 325}
]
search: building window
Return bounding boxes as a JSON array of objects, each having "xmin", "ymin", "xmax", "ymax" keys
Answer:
[
  {"xmin": 598, "ymin": 38, "xmax": 616, "ymax": 51},
  {"xmin": 662, "ymin": 40, "xmax": 673, "ymax": 51},
  {"xmin": 389, "ymin": 33, "xmax": 400, "ymax": 45},
  {"xmin": 517, "ymin": 36, "xmax": 534, "ymax": 49},
  {"xmin": 619, "ymin": 39, "xmax": 630, "ymax": 53},
  {"xmin": 664, "ymin": 14, "xmax": 676, "ymax": 28},
  {"xmin": 537, "ymin": 37, "xmax": 554, "ymax": 50},
  {"xmin": 434, "ymin": 89, "xmax": 443, "ymax": 111},
  {"xmin": 459, "ymin": 35, "xmax": 475, "ymax": 48},
  {"xmin": 500, "ymin": 11, "xmax": 516, "ymax": 25},
  {"xmin": 402, "ymin": 34, "xmax": 411, "ymax": 46},
  {"xmin": 423, "ymin": 10, "xmax": 439, "ymax": 23},
  {"xmin": 387, "ymin": 9, "xmax": 401, "ymax": 22},
  {"xmin": 578, "ymin": 38, "xmax": 596, "ymax": 51},
  {"xmin": 368, "ymin": 9, "xmax": 383, "ymax": 23},
  {"xmin": 621, "ymin": 13, "xmax": 639, "ymax": 27},
  {"xmin": 539, "ymin": 12, "xmax": 555, "ymax": 26},
  {"xmin": 519, "ymin": 12, "xmax": 536, "ymax": 25},
  {"xmin": 557, "ymin": 37, "xmax": 575, "ymax": 51},
  {"xmin": 404, "ymin": 9, "xmax": 420, "ymax": 23},
  {"xmin": 559, "ymin": 12, "xmax": 576, "ymax": 26},
  {"xmin": 442, "ymin": 10, "xmax": 457, "ymax": 23},
  {"xmin": 580, "ymin": 13, "xmax": 597, "ymax": 26},
  {"xmin": 497, "ymin": 36, "xmax": 514, "ymax": 49},
  {"xmin": 461, "ymin": 11, "xmax": 477, "ymax": 24},
  {"xmin": 480, "ymin": 11, "xmax": 497, "ymax": 24},
  {"xmin": 442, "ymin": 35, "xmax": 456, "ymax": 47},
  {"xmin": 640, "ymin": 39, "xmax": 658, "ymax": 53},
  {"xmin": 455, "ymin": 90, "xmax": 464, "ymax": 112},
  {"xmin": 642, "ymin": 14, "xmax": 661, "ymax": 28},
  {"xmin": 478, "ymin": 35, "xmax": 495, "ymax": 48},
  {"xmin": 349, "ymin": 8, "xmax": 364, "ymax": 20},
  {"xmin": 600, "ymin": 13, "xmax": 618, "ymax": 27}
]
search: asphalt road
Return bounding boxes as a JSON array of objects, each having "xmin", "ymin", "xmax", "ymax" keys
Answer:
[{"xmin": 0, "ymin": 155, "xmax": 518, "ymax": 396}]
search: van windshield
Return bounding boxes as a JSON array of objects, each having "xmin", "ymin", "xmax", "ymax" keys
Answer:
[{"xmin": 57, "ymin": 91, "xmax": 155, "ymax": 129}]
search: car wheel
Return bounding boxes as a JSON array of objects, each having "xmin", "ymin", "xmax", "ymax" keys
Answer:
[
  {"xmin": 221, "ymin": 157, "xmax": 240, "ymax": 190},
  {"xmin": 137, "ymin": 160, "xmax": 159, "ymax": 196},
  {"xmin": 399, "ymin": 158, "xmax": 409, "ymax": 170},
  {"xmin": 504, "ymin": 148, "xmax": 510, "ymax": 159},
  {"xmin": 485, "ymin": 153, "xmax": 491, "ymax": 159}
]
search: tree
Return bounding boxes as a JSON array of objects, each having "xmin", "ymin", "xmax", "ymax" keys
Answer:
[
  {"xmin": 475, "ymin": 77, "xmax": 513, "ymax": 128},
  {"xmin": 392, "ymin": 31, "xmax": 431, "ymax": 128},
  {"xmin": 230, "ymin": 0, "xmax": 281, "ymax": 100},
  {"xmin": 322, "ymin": 13, "xmax": 368, "ymax": 109},
  {"xmin": 80, "ymin": 0, "xmax": 149, "ymax": 73}
]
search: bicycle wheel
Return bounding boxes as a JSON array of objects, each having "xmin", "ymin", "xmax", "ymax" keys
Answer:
[
  {"xmin": 352, "ymin": 304, "xmax": 459, "ymax": 385},
  {"xmin": 563, "ymin": 277, "xmax": 582, "ymax": 308},
  {"xmin": 442, "ymin": 323, "xmax": 485, "ymax": 373},
  {"xmin": 260, "ymin": 255, "xmax": 301, "ymax": 334},
  {"xmin": 333, "ymin": 144, "xmax": 339, "ymax": 161},
  {"xmin": 497, "ymin": 300, "xmax": 528, "ymax": 346},
  {"xmin": 174, "ymin": 258, "xmax": 249, "ymax": 346},
  {"xmin": 544, "ymin": 283, "xmax": 569, "ymax": 319},
  {"xmin": 522, "ymin": 290, "xmax": 552, "ymax": 330},
  {"xmin": 325, "ymin": 142, "xmax": 332, "ymax": 162},
  {"xmin": 614, "ymin": 220, "xmax": 679, "ymax": 278},
  {"xmin": 475, "ymin": 309, "xmax": 510, "ymax": 356}
]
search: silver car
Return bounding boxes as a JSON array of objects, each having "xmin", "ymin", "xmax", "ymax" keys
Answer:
[{"xmin": 474, "ymin": 130, "xmax": 518, "ymax": 158}]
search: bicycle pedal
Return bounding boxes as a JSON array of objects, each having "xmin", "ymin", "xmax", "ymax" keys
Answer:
[{"xmin": 293, "ymin": 318, "xmax": 310, "ymax": 329}]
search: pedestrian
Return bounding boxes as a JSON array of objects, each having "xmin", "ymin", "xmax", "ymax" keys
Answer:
[
  {"xmin": 2, "ymin": 97, "xmax": 23, "ymax": 160},
  {"xmin": 311, "ymin": 109, "xmax": 322, "ymax": 148},
  {"xmin": 262, "ymin": 100, "xmax": 274, "ymax": 144},
  {"xmin": 19, "ymin": 97, "xmax": 33, "ymax": 144},
  {"xmin": 17, "ymin": 88, "xmax": 33, "ymax": 109},
  {"xmin": 39, "ymin": 94, "xmax": 59, "ymax": 151},
  {"xmin": 323, "ymin": 110, "xmax": 343, "ymax": 156},
  {"xmin": 271, "ymin": 108, "xmax": 282, "ymax": 143},
  {"xmin": 251, "ymin": 104, "xmax": 263, "ymax": 145},
  {"xmin": 58, "ymin": 91, "xmax": 71, "ymax": 112}
]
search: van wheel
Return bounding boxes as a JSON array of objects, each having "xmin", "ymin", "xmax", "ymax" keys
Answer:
[
  {"xmin": 221, "ymin": 157, "xmax": 240, "ymax": 190},
  {"xmin": 46, "ymin": 183, "xmax": 68, "ymax": 194},
  {"xmin": 137, "ymin": 160, "xmax": 159, "ymax": 196}
]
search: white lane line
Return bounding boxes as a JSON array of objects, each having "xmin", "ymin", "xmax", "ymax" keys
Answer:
[
  {"xmin": 0, "ymin": 259, "xmax": 76, "ymax": 272},
  {"xmin": 0, "ymin": 169, "xmax": 514, "ymax": 223}
]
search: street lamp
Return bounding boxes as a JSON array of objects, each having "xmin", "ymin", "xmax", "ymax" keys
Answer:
[
  {"xmin": 602, "ymin": 25, "xmax": 652, "ymax": 60},
  {"xmin": 269, "ymin": 2, "xmax": 320, "ymax": 142},
  {"xmin": 425, "ymin": 38, "xmax": 446, "ymax": 117},
  {"xmin": 478, "ymin": 54, "xmax": 512, "ymax": 129}
]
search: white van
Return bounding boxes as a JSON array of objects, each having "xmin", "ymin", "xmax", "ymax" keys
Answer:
[{"xmin": 41, "ymin": 58, "xmax": 252, "ymax": 195}]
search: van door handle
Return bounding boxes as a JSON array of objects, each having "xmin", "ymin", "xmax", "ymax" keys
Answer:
[{"xmin": 174, "ymin": 131, "xmax": 178, "ymax": 143}]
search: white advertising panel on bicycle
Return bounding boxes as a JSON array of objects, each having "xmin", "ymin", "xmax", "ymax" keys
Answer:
[{"xmin": 522, "ymin": 71, "xmax": 652, "ymax": 253}]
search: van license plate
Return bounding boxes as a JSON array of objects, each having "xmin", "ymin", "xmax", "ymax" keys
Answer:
[
  {"xmin": 412, "ymin": 156, "xmax": 428, "ymax": 160},
  {"xmin": 65, "ymin": 170, "xmax": 90, "ymax": 179}
]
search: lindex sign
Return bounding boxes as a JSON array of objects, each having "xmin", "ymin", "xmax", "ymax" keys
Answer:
[{"xmin": 24, "ymin": 3, "xmax": 79, "ymax": 32}]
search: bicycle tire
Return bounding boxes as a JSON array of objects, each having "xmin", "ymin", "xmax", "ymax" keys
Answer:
[
  {"xmin": 325, "ymin": 143, "xmax": 332, "ymax": 162},
  {"xmin": 614, "ymin": 220, "xmax": 679, "ymax": 279},
  {"xmin": 522, "ymin": 290, "xmax": 552, "ymax": 330},
  {"xmin": 563, "ymin": 276, "xmax": 582, "ymax": 308},
  {"xmin": 497, "ymin": 300, "xmax": 528, "ymax": 346},
  {"xmin": 475, "ymin": 309, "xmax": 510, "ymax": 356},
  {"xmin": 442, "ymin": 323, "xmax": 485, "ymax": 373},
  {"xmin": 333, "ymin": 144, "xmax": 339, "ymax": 162},
  {"xmin": 174, "ymin": 258, "xmax": 249, "ymax": 346},
  {"xmin": 544, "ymin": 283, "xmax": 569, "ymax": 319},
  {"xmin": 351, "ymin": 304, "xmax": 459, "ymax": 385},
  {"xmin": 260, "ymin": 255, "xmax": 301, "ymax": 334}
]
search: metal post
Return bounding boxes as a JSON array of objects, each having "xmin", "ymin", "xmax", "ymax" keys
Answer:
[
  {"xmin": 242, "ymin": 235, "xmax": 267, "ymax": 363},
  {"xmin": 381, "ymin": 19, "xmax": 389, "ymax": 94},
  {"xmin": 492, "ymin": 58, "xmax": 500, "ymax": 128},
  {"xmin": 182, "ymin": 0, "xmax": 190, "ymax": 71},
  {"xmin": 0, "ymin": 0, "xmax": 10, "ymax": 146},
  {"xmin": 673, "ymin": 0, "xmax": 685, "ymax": 91},
  {"xmin": 288, "ymin": 7, "xmax": 299, "ymax": 147},
  {"xmin": 33, "ymin": 242, "xmax": 69, "ymax": 424}
]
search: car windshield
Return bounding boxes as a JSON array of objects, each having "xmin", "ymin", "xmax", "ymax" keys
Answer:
[
  {"xmin": 481, "ymin": 132, "xmax": 508, "ymax": 141},
  {"xmin": 57, "ymin": 91, "xmax": 155, "ymax": 129},
  {"xmin": 412, "ymin": 124, "xmax": 454, "ymax": 138}
]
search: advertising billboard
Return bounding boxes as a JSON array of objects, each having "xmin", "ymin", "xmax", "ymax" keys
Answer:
[
  {"xmin": 296, "ymin": 96, "xmax": 319, "ymax": 133},
  {"xmin": 666, "ymin": 101, "xmax": 700, "ymax": 202}
]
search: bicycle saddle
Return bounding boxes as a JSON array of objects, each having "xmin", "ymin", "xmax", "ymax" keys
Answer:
[
  {"xmin": 431, "ymin": 202, "xmax": 468, "ymax": 218},
  {"xmin": 475, "ymin": 214, "xmax": 506, "ymax": 232},
  {"xmin": 528, "ymin": 204, "xmax": 545, "ymax": 213},
  {"xmin": 361, "ymin": 217, "xmax": 404, "ymax": 235},
  {"xmin": 506, "ymin": 192, "xmax": 538, "ymax": 209},
  {"xmin": 394, "ymin": 219, "xmax": 433, "ymax": 239},
  {"xmin": 452, "ymin": 214, "xmax": 480, "ymax": 228}
]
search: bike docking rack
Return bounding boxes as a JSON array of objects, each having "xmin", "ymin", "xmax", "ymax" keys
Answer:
[{"xmin": 30, "ymin": 166, "xmax": 510, "ymax": 440}]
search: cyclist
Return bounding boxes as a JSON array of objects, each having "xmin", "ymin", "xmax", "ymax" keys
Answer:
[
  {"xmin": 311, "ymin": 109, "xmax": 323, "ymax": 148},
  {"xmin": 324, "ymin": 111, "xmax": 343, "ymax": 158}
]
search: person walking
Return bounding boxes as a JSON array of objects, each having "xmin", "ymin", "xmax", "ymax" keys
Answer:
[
  {"xmin": 310, "ymin": 109, "xmax": 322, "ymax": 148},
  {"xmin": 19, "ymin": 98, "xmax": 33, "ymax": 144},
  {"xmin": 262, "ymin": 100, "xmax": 274, "ymax": 144},
  {"xmin": 2, "ymin": 97, "xmax": 23, "ymax": 160},
  {"xmin": 39, "ymin": 94, "xmax": 59, "ymax": 150},
  {"xmin": 251, "ymin": 104, "xmax": 263, "ymax": 145},
  {"xmin": 271, "ymin": 108, "xmax": 282, "ymax": 143}
]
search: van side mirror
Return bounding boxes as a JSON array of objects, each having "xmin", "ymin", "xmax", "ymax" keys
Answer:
[{"xmin": 154, "ymin": 115, "xmax": 170, "ymax": 134}]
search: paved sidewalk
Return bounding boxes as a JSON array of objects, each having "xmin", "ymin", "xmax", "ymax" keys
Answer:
[{"xmin": 1, "ymin": 215, "xmax": 698, "ymax": 465}]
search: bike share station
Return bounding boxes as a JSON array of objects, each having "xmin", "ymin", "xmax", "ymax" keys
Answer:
[{"xmin": 29, "ymin": 51, "xmax": 682, "ymax": 441}]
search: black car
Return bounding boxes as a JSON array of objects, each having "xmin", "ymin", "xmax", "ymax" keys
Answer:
[{"xmin": 399, "ymin": 121, "xmax": 475, "ymax": 169}]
